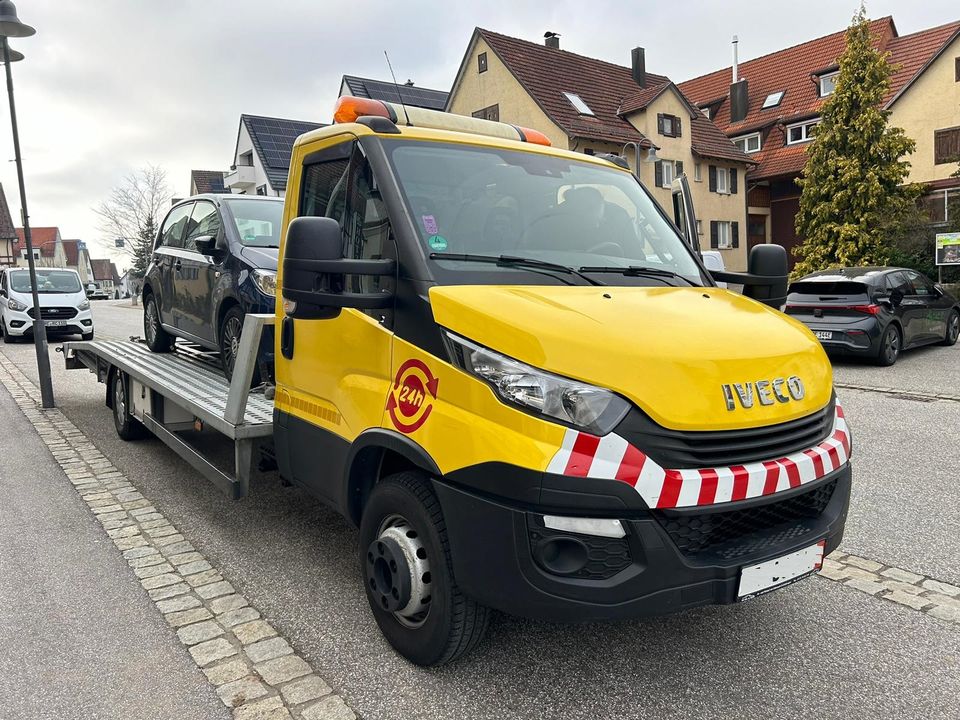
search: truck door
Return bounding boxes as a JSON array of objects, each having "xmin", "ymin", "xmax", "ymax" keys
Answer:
[
  {"xmin": 275, "ymin": 140, "xmax": 395, "ymax": 504},
  {"xmin": 671, "ymin": 175, "xmax": 701, "ymax": 253}
]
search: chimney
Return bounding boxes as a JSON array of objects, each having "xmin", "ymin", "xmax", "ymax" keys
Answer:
[
  {"xmin": 544, "ymin": 31, "xmax": 560, "ymax": 49},
  {"xmin": 729, "ymin": 36, "xmax": 748, "ymax": 123},
  {"xmin": 631, "ymin": 47, "xmax": 646, "ymax": 88}
]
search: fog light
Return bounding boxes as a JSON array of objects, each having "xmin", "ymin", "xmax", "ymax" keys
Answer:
[{"xmin": 535, "ymin": 536, "xmax": 589, "ymax": 576}]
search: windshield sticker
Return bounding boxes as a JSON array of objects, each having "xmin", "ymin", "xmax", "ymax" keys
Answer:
[
  {"xmin": 428, "ymin": 235, "xmax": 448, "ymax": 252},
  {"xmin": 386, "ymin": 359, "xmax": 439, "ymax": 434},
  {"xmin": 421, "ymin": 214, "xmax": 439, "ymax": 235}
]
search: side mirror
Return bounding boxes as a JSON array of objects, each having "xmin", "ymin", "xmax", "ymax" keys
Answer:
[
  {"xmin": 281, "ymin": 216, "xmax": 395, "ymax": 319},
  {"xmin": 890, "ymin": 288, "xmax": 905, "ymax": 306},
  {"xmin": 711, "ymin": 244, "xmax": 789, "ymax": 309},
  {"xmin": 933, "ymin": 283, "xmax": 945, "ymax": 297},
  {"xmin": 194, "ymin": 235, "xmax": 217, "ymax": 256}
]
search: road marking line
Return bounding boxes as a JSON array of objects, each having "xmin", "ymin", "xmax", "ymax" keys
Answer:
[{"xmin": 0, "ymin": 353, "xmax": 358, "ymax": 720}]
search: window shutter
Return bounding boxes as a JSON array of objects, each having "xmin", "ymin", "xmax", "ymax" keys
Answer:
[
  {"xmin": 709, "ymin": 165, "xmax": 717, "ymax": 192},
  {"xmin": 675, "ymin": 160, "xmax": 684, "ymax": 177},
  {"xmin": 674, "ymin": 116, "xmax": 682, "ymax": 138},
  {"xmin": 730, "ymin": 168, "xmax": 738, "ymax": 194},
  {"xmin": 654, "ymin": 160, "xmax": 663, "ymax": 187},
  {"xmin": 657, "ymin": 114, "xmax": 664, "ymax": 135},
  {"xmin": 731, "ymin": 222, "xmax": 740, "ymax": 248},
  {"xmin": 710, "ymin": 221, "xmax": 719, "ymax": 249}
]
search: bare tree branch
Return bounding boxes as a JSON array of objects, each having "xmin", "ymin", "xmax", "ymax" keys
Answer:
[{"xmin": 94, "ymin": 164, "xmax": 172, "ymax": 258}]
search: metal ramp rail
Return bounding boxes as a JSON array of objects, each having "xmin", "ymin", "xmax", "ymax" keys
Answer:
[{"xmin": 63, "ymin": 314, "xmax": 274, "ymax": 498}]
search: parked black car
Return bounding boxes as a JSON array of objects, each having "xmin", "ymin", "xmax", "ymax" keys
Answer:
[
  {"xmin": 785, "ymin": 267, "xmax": 960, "ymax": 366},
  {"xmin": 142, "ymin": 194, "xmax": 283, "ymax": 381}
]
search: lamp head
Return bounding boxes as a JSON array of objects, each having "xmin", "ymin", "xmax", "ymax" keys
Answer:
[
  {"xmin": 0, "ymin": 1, "xmax": 36, "ymax": 39},
  {"xmin": 1, "ymin": 44, "xmax": 23, "ymax": 62}
]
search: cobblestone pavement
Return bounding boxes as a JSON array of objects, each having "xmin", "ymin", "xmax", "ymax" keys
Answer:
[{"xmin": 0, "ymin": 352, "xmax": 356, "ymax": 720}]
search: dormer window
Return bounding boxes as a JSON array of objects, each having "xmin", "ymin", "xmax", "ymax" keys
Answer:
[
  {"xmin": 733, "ymin": 132, "xmax": 761, "ymax": 154},
  {"xmin": 699, "ymin": 106, "xmax": 712, "ymax": 120},
  {"xmin": 762, "ymin": 91, "xmax": 785, "ymax": 109},
  {"xmin": 786, "ymin": 118, "xmax": 820, "ymax": 144},
  {"xmin": 563, "ymin": 92, "xmax": 594, "ymax": 116},
  {"xmin": 819, "ymin": 71, "xmax": 839, "ymax": 97}
]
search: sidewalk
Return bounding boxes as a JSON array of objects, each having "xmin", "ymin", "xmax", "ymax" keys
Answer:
[{"xmin": 0, "ymin": 384, "xmax": 228, "ymax": 719}]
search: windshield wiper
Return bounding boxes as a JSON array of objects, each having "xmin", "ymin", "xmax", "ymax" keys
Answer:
[
  {"xmin": 430, "ymin": 253, "xmax": 604, "ymax": 286},
  {"xmin": 577, "ymin": 265, "xmax": 696, "ymax": 286}
]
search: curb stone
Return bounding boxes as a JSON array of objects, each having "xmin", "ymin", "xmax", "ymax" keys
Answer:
[{"xmin": 0, "ymin": 353, "xmax": 357, "ymax": 720}]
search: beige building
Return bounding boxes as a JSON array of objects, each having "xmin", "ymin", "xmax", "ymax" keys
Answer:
[
  {"xmin": 679, "ymin": 17, "xmax": 960, "ymax": 266},
  {"xmin": 447, "ymin": 28, "xmax": 755, "ymax": 269}
]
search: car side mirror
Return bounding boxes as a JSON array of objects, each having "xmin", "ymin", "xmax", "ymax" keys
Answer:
[
  {"xmin": 890, "ymin": 289, "xmax": 905, "ymax": 306},
  {"xmin": 933, "ymin": 283, "xmax": 945, "ymax": 297},
  {"xmin": 710, "ymin": 244, "xmax": 788, "ymax": 309},
  {"xmin": 281, "ymin": 216, "xmax": 395, "ymax": 319},
  {"xmin": 194, "ymin": 235, "xmax": 218, "ymax": 256}
]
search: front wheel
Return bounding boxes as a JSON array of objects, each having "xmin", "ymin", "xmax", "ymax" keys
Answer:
[
  {"xmin": 939, "ymin": 310, "xmax": 959, "ymax": 347},
  {"xmin": 359, "ymin": 471, "xmax": 489, "ymax": 666},
  {"xmin": 875, "ymin": 324, "xmax": 901, "ymax": 366},
  {"xmin": 143, "ymin": 294, "xmax": 174, "ymax": 352},
  {"xmin": 219, "ymin": 306, "xmax": 261, "ymax": 385}
]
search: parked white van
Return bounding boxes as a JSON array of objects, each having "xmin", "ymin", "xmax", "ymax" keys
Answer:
[{"xmin": 0, "ymin": 267, "xmax": 95, "ymax": 342}]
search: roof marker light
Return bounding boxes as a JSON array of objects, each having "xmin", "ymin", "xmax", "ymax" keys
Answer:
[{"xmin": 333, "ymin": 96, "xmax": 395, "ymax": 124}]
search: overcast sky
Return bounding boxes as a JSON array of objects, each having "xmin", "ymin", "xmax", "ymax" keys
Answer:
[{"xmin": 1, "ymin": 0, "xmax": 957, "ymax": 270}]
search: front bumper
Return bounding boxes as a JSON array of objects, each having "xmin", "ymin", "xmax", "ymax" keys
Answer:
[
  {"xmin": 434, "ymin": 463, "xmax": 851, "ymax": 621},
  {"xmin": 4, "ymin": 309, "xmax": 93, "ymax": 337}
]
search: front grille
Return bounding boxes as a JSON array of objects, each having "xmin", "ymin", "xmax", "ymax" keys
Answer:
[
  {"xmin": 26, "ymin": 306, "xmax": 78, "ymax": 320},
  {"xmin": 527, "ymin": 519, "xmax": 632, "ymax": 580},
  {"xmin": 653, "ymin": 479, "xmax": 837, "ymax": 561},
  {"xmin": 616, "ymin": 398, "xmax": 835, "ymax": 469}
]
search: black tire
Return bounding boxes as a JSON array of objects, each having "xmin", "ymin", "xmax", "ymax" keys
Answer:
[
  {"xmin": 81, "ymin": 331, "xmax": 94, "ymax": 341},
  {"xmin": 875, "ymin": 324, "xmax": 901, "ymax": 366},
  {"xmin": 143, "ymin": 293, "xmax": 174, "ymax": 352},
  {"xmin": 0, "ymin": 318, "xmax": 12, "ymax": 343},
  {"xmin": 111, "ymin": 370, "xmax": 147, "ymax": 441},
  {"xmin": 939, "ymin": 310, "xmax": 959, "ymax": 347},
  {"xmin": 219, "ymin": 305, "xmax": 261, "ymax": 384},
  {"xmin": 359, "ymin": 471, "xmax": 489, "ymax": 666}
]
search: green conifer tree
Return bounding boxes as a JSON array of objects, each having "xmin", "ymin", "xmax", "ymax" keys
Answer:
[{"xmin": 793, "ymin": 5, "xmax": 920, "ymax": 275}]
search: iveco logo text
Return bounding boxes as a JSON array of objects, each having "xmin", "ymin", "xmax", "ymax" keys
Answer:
[{"xmin": 721, "ymin": 376, "xmax": 804, "ymax": 411}]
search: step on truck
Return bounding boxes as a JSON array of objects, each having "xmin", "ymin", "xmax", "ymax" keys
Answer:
[{"xmin": 64, "ymin": 96, "xmax": 852, "ymax": 666}]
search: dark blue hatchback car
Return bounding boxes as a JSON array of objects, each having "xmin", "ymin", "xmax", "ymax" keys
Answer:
[{"xmin": 142, "ymin": 194, "xmax": 283, "ymax": 381}]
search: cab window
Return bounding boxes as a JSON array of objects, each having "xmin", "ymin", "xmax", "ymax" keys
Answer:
[
  {"xmin": 159, "ymin": 203, "xmax": 193, "ymax": 249},
  {"xmin": 183, "ymin": 201, "xmax": 222, "ymax": 252}
]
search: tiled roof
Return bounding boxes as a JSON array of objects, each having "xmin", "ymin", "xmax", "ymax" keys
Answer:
[
  {"xmin": 60, "ymin": 239, "xmax": 81, "ymax": 267},
  {"xmin": 678, "ymin": 17, "xmax": 960, "ymax": 180},
  {"xmin": 191, "ymin": 170, "xmax": 227, "ymax": 195},
  {"xmin": 476, "ymin": 28, "xmax": 668, "ymax": 146},
  {"xmin": 240, "ymin": 115, "xmax": 325, "ymax": 191},
  {"xmin": 91, "ymin": 258, "xmax": 114, "ymax": 281},
  {"xmin": 0, "ymin": 184, "xmax": 16, "ymax": 240},
  {"xmin": 15, "ymin": 227, "xmax": 60, "ymax": 256},
  {"xmin": 341, "ymin": 75, "xmax": 449, "ymax": 111},
  {"xmin": 690, "ymin": 115, "xmax": 756, "ymax": 165}
]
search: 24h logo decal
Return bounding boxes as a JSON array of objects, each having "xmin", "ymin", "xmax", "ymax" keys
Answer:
[{"xmin": 386, "ymin": 359, "xmax": 439, "ymax": 434}]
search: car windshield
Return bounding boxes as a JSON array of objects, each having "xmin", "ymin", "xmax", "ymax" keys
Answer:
[
  {"xmin": 224, "ymin": 199, "xmax": 283, "ymax": 247},
  {"xmin": 10, "ymin": 269, "xmax": 82, "ymax": 293},
  {"xmin": 384, "ymin": 140, "xmax": 705, "ymax": 286}
]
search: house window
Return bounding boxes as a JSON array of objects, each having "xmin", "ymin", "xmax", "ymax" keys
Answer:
[
  {"xmin": 256, "ymin": 185, "xmax": 267, "ymax": 196},
  {"xmin": 819, "ymin": 71, "xmax": 840, "ymax": 97},
  {"xmin": 472, "ymin": 104, "xmax": 499, "ymax": 122},
  {"xmin": 478, "ymin": 52, "xmax": 488, "ymax": 74},
  {"xmin": 696, "ymin": 219, "xmax": 703, "ymax": 236},
  {"xmin": 709, "ymin": 165, "xmax": 738, "ymax": 194},
  {"xmin": 654, "ymin": 160, "xmax": 683, "ymax": 188},
  {"xmin": 239, "ymin": 151, "xmax": 254, "ymax": 167},
  {"xmin": 716, "ymin": 168, "xmax": 728, "ymax": 193},
  {"xmin": 733, "ymin": 132, "xmax": 761, "ymax": 153},
  {"xmin": 658, "ymin": 113, "xmax": 681, "ymax": 138},
  {"xmin": 563, "ymin": 92, "xmax": 594, "ymax": 116},
  {"xmin": 762, "ymin": 91, "xmax": 785, "ymax": 109},
  {"xmin": 694, "ymin": 163, "xmax": 702, "ymax": 182},
  {"xmin": 786, "ymin": 119, "xmax": 820, "ymax": 144},
  {"xmin": 699, "ymin": 106, "xmax": 712, "ymax": 120},
  {"xmin": 710, "ymin": 220, "xmax": 740, "ymax": 249},
  {"xmin": 934, "ymin": 127, "xmax": 960, "ymax": 165}
]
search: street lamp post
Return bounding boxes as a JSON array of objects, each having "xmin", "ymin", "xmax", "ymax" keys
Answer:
[{"xmin": 0, "ymin": 1, "xmax": 54, "ymax": 407}]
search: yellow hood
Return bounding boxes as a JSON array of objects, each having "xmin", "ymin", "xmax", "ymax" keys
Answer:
[{"xmin": 429, "ymin": 285, "xmax": 832, "ymax": 431}]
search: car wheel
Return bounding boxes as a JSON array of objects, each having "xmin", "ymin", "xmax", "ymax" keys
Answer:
[
  {"xmin": 875, "ymin": 324, "xmax": 901, "ymax": 366},
  {"xmin": 939, "ymin": 310, "xmax": 959, "ymax": 347},
  {"xmin": 112, "ymin": 370, "xmax": 147, "ymax": 441},
  {"xmin": 143, "ymin": 294, "xmax": 174, "ymax": 352},
  {"xmin": 219, "ymin": 306, "xmax": 261, "ymax": 384},
  {"xmin": 359, "ymin": 471, "xmax": 489, "ymax": 666},
  {"xmin": 0, "ymin": 317, "xmax": 9, "ymax": 343}
]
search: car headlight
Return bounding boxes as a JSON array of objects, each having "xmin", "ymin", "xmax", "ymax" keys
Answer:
[
  {"xmin": 252, "ymin": 269, "xmax": 277, "ymax": 297},
  {"xmin": 7, "ymin": 297, "xmax": 28, "ymax": 312},
  {"xmin": 78, "ymin": 298, "xmax": 90, "ymax": 310},
  {"xmin": 445, "ymin": 331, "xmax": 631, "ymax": 435}
]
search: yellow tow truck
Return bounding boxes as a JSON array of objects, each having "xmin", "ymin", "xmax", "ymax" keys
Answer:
[{"xmin": 65, "ymin": 97, "xmax": 851, "ymax": 666}]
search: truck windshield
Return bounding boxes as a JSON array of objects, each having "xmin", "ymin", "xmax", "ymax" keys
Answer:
[
  {"xmin": 10, "ymin": 269, "xmax": 82, "ymax": 293},
  {"xmin": 384, "ymin": 140, "xmax": 705, "ymax": 286}
]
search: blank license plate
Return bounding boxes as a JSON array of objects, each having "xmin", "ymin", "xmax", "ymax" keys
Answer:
[
  {"xmin": 45, "ymin": 320, "xmax": 66, "ymax": 327},
  {"xmin": 738, "ymin": 540, "xmax": 825, "ymax": 600},
  {"xmin": 814, "ymin": 330, "xmax": 833, "ymax": 341}
]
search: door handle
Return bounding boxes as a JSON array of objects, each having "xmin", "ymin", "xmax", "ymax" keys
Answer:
[{"xmin": 174, "ymin": 259, "xmax": 182, "ymax": 272}]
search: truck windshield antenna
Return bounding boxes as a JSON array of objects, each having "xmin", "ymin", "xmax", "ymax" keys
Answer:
[{"xmin": 384, "ymin": 50, "xmax": 411, "ymax": 126}]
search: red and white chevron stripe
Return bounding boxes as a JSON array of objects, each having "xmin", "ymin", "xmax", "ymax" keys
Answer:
[{"xmin": 546, "ymin": 404, "xmax": 851, "ymax": 509}]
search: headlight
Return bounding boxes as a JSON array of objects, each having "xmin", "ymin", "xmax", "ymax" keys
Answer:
[
  {"xmin": 252, "ymin": 269, "xmax": 277, "ymax": 297},
  {"xmin": 7, "ymin": 297, "xmax": 27, "ymax": 312},
  {"xmin": 78, "ymin": 298, "xmax": 90, "ymax": 311},
  {"xmin": 445, "ymin": 331, "xmax": 631, "ymax": 435}
]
